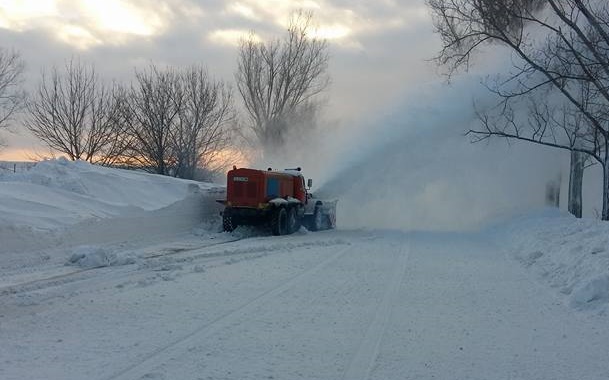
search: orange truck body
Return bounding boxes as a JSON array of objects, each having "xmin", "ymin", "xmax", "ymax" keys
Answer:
[
  {"xmin": 219, "ymin": 167, "xmax": 336, "ymax": 235},
  {"xmin": 226, "ymin": 168, "xmax": 307, "ymax": 209}
]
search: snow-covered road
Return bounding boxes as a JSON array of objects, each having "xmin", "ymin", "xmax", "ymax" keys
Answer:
[{"xmin": 2, "ymin": 229, "xmax": 608, "ymax": 380}]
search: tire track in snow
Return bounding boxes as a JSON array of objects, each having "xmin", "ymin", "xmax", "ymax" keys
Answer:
[
  {"xmin": 140, "ymin": 236, "xmax": 245, "ymax": 259},
  {"xmin": 342, "ymin": 237, "xmax": 410, "ymax": 380},
  {"xmin": 1, "ymin": 237, "xmax": 348, "ymax": 307},
  {"xmin": 105, "ymin": 244, "xmax": 352, "ymax": 380},
  {"xmin": 0, "ymin": 237, "xmax": 246, "ymax": 297}
]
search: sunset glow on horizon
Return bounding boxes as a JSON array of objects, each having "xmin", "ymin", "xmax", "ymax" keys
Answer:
[{"xmin": 0, "ymin": 147, "xmax": 45, "ymax": 162}]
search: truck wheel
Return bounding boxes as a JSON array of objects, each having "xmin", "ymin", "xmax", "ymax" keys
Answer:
[
  {"xmin": 287, "ymin": 207, "xmax": 299, "ymax": 234},
  {"xmin": 310, "ymin": 206, "xmax": 323, "ymax": 231},
  {"xmin": 223, "ymin": 212, "xmax": 237, "ymax": 232},
  {"xmin": 271, "ymin": 208, "xmax": 288, "ymax": 236}
]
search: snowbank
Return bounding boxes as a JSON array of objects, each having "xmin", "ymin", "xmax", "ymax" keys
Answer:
[
  {"xmin": 0, "ymin": 158, "xmax": 224, "ymax": 254},
  {"xmin": 67, "ymin": 245, "xmax": 135, "ymax": 268},
  {"xmin": 494, "ymin": 209, "xmax": 609, "ymax": 314}
]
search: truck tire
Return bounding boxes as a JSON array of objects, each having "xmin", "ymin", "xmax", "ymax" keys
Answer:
[
  {"xmin": 287, "ymin": 207, "xmax": 299, "ymax": 234},
  {"xmin": 310, "ymin": 206, "xmax": 323, "ymax": 231},
  {"xmin": 223, "ymin": 212, "xmax": 237, "ymax": 232},
  {"xmin": 271, "ymin": 208, "xmax": 288, "ymax": 236}
]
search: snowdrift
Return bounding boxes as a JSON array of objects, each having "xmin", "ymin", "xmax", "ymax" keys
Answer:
[
  {"xmin": 0, "ymin": 158, "xmax": 224, "ymax": 254},
  {"xmin": 495, "ymin": 209, "xmax": 609, "ymax": 314}
]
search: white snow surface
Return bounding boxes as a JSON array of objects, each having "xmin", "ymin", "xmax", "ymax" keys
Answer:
[
  {"xmin": 1, "ymin": 161, "xmax": 609, "ymax": 380},
  {"xmin": 494, "ymin": 209, "xmax": 609, "ymax": 314},
  {"xmin": 0, "ymin": 158, "xmax": 224, "ymax": 254}
]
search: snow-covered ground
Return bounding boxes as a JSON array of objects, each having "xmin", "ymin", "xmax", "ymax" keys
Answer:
[
  {"xmin": 495, "ymin": 210, "xmax": 609, "ymax": 315},
  {"xmin": 0, "ymin": 158, "xmax": 224, "ymax": 254},
  {"xmin": 1, "ymin": 160, "xmax": 608, "ymax": 380}
]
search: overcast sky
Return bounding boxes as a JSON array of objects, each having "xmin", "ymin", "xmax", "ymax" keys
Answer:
[{"xmin": 0, "ymin": 0, "xmax": 441, "ymax": 160}]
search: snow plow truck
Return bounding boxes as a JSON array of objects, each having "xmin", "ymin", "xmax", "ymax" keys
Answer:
[{"xmin": 218, "ymin": 166, "xmax": 337, "ymax": 235}]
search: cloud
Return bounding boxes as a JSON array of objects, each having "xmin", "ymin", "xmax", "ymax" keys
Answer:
[
  {"xmin": 0, "ymin": 0, "xmax": 58, "ymax": 31},
  {"xmin": 1, "ymin": 1, "xmax": 431, "ymax": 53},
  {"xmin": 311, "ymin": 24, "xmax": 351, "ymax": 40},
  {"xmin": 55, "ymin": 24, "xmax": 102, "ymax": 50},
  {"xmin": 0, "ymin": 0, "xmax": 205, "ymax": 49},
  {"xmin": 217, "ymin": 0, "xmax": 430, "ymax": 49},
  {"xmin": 227, "ymin": 2, "xmax": 261, "ymax": 22},
  {"xmin": 208, "ymin": 29, "xmax": 260, "ymax": 47},
  {"xmin": 77, "ymin": 1, "xmax": 165, "ymax": 36}
]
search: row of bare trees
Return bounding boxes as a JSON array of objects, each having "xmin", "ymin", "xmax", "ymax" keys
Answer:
[
  {"xmin": 25, "ymin": 61, "xmax": 235, "ymax": 180},
  {"xmin": 427, "ymin": 0, "xmax": 609, "ymax": 219},
  {"xmin": 1, "ymin": 10, "xmax": 329, "ymax": 180},
  {"xmin": 120, "ymin": 65, "xmax": 235, "ymax": 178}
]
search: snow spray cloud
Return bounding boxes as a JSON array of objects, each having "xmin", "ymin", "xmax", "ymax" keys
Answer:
[
  {"xmin": 251, "ymin": 46, "xmax": 568, "ymax": 231},
  {"xmin": 310, "ymin": 76, "xmax": 565, "ymax": 232}
]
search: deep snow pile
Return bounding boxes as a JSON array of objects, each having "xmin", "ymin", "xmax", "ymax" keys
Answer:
[
  {"xmin": 496, "ymin": 209, "xmax": 609, "ymax": 314},
  {"xmin": 0, "ymin": 158, "xmax": 224, "ymax": 254}
]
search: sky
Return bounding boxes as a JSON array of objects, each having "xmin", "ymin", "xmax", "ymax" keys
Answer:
[{"xmin": 0, "ymin": 0, "xmax": 439, "ymax": 160}]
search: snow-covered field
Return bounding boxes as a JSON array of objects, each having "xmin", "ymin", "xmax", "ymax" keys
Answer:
[{"xmin": 1, "ymin": 160, "xmax": 608, "ymax": 380}]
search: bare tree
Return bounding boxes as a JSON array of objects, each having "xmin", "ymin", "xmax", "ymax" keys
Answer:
[
  {"xmin": 121, "ymin": 65, "xmax": 181, "ymax": 175},
  {"xmin": 93, "ymin": 85, "xmax": 135, "ymax": 166},
  {"xmin": 26, "ymin": 58, "xmax": 125, "ymax": 163},
  {"xmin": 173, "ymin": 66, "xmax": 236, "ymax": 180},
  {"xmin": 427, "ymin": 0, "xmax": 609, "ymax": 219},
  {"xmin": 121, "ymin": 64, "xmax": 236, "ymax": 179},
  {"xmin": 0, "ymin": 48, "xmax": 25, "ymax": 147},
  {"xmin": 235, "ymin": 11, "xmax": 329, "ymax": 157}
]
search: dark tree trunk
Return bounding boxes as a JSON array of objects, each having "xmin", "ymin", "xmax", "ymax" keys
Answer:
[
  {"xmin": 603, "ymin": 153, "xmax": 609, "ymax": 221},
  {"xmin": 568, "ymin": 150, "xmax": 584, "ymax": 218}
]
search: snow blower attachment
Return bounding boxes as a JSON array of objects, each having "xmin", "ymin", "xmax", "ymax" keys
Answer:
[{"xmin": 217, "ymin": 167, "xmax": 337, "ymax": 235}]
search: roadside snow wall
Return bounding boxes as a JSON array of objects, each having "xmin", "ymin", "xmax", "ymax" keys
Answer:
[
  {"xmin": 0, "ymin": 158, "xmax": 224, "ymax": 254},
  {"xmin": 494, "ymin": 210, "xmax": 609, "ymax": 314}
]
